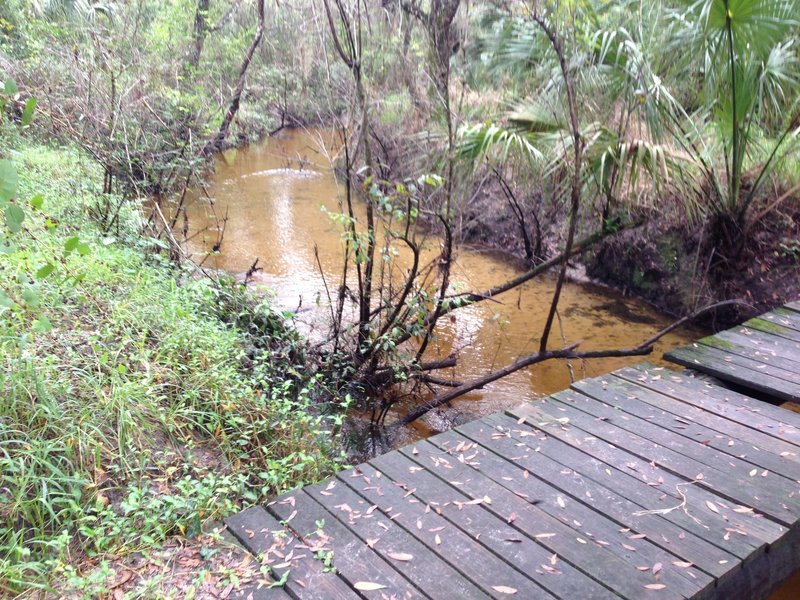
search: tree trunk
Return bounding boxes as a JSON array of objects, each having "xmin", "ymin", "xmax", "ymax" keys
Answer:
[{"xmin": 203, "ymin": 0, "xmax": 265, "ymax": 155}]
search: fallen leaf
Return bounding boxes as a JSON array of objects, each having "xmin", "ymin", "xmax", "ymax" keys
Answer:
[
  {"xmin": 645, "ymin": 584, "xmax": 666, "ymax": 590},
  {"xmin": 491, "ymin": 586, "xmax": 518, "ymax": 594},
  {"xmin": 354, "ymin": 582, "xmax": 387, "ymax": 591},
  {"xmin": 556, "ymin": 496, "xmax": 566, "ymax": 508},
  {"xmin": 672, "ymin": 561, "xmax": 693, "ymax": 568},
  {"xmin": 435, "ymin": 534, "xmax": 441, "ymax": 545},
  {"xmin": 705, "ymin": 501, "xmax": 719, "ymax": 514},
  {"xmin": 749, "ymin": 469, "xmax": 758, "ymax": 477},
  {"xmin": 388, "ymin": 552, "xmax": 413, "ymax": 562},
  {"xmin": 652, "ymin": 562, "xmax": 663, "ymax": 576},
  {"xmin": 534, "ymin": 533, "xmax": 556, "ymax": 539}
]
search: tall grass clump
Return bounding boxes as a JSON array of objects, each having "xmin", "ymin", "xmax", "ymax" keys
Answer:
[{"xmin": 0, "ymin": 138, "xmax": 348, "ymax": 595}]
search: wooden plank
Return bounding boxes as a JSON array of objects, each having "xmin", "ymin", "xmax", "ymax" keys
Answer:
[
  {"xmin": 784, "ymin": 301, "xmax": 800, "ymax": 314},
  {"xmin": 698, "ymin": 334, "xmax": 800, "ymax": 373},
  {"xmin": 224, "ymin": 506, "xmax": 358, "ymax": 599},
  {"xmin": 413, "ymin": 429, "xmax": 720, "ymax": 598},
  {"xmin": 377, "ymin": 447, "xmax": 631, "ymax": 600},
  {"xmin": 473, "ymin": 413, "xmax": 769, "ymax": 563},
  {"xmin": 306, "ymin": 477, "xmax": 487, "ymax": 599},
  {"xmin": 769, "ymin": 309, "xmax": 800, "ymax": 332},
  {"xmin": 542, "ymin": 389, "xmax": 800, "ymax": 525},
  {"xmin": 666, "ymin": 344, "xmax": 800, "ymax": 402},
  {"xmin": 509, "ymin": 399, "xmax": 800, "ymax": 528},
  {"xmin": 713, "ymin": 327, "xmax": 800, "ymax": 371},
  {"xmin": 268, "ymin": 489, "xmax": 424, "ymax": 599},
  {"xmin": 715, "ymin": 327, "xmax": 800, "ymax": 364},
  {"xmin": 668, "ymin": 342, "xmax": 800, "ymax": 387},
  {"xmin": 618, "ymin": 363, "xmax": 800, "ymax": 436},
  {"xmin": 572, "ymin": 377, "xmax": 800, "ymax": 481},
  {"xmin": 605, "ymin": 374, "xmax": 800, "ymax": 466},
  {"xmin": 745, "ymin": 317, "xmax": 800, "ymax": 344},
  {"xmin": 339, "ymin": 463, "xmax": 556, "ymax": 599}
]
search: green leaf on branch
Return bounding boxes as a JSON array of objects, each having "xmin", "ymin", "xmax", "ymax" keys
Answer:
[
  {"xmin": 30, "ymin": 195, "xmax": 44, "ymax": 210},
  {"xmin": 4, "ymin": 78, "xmax": 17, "ymax": 95},
  {"xmin": 36, "ymin": 263, "xmax": 56, "ymax": 279},
  {"xmin": 0, "ymin": 288, "xmax": 13, "ymax": 309},
  {"xmin": 64, "ymin": 235, "xmax": 80, "ymax": 253},
  {"xmin": 5, "ymin": 204, "xmax": 25, "ymax": 232},
  {"xmin": 22, "ymin": 287, "xmax": 41, "ymax": 307},
  {"xmin": 32, "ymin": 317, "xmax": 53, "ymax": 333},
  {"xmin": 21, "ymin": 98, "xmax": 36, "ymax": 126},
  {"xmin": 0, "ymin": 159, "xmax": 18, "ymax": 204}
]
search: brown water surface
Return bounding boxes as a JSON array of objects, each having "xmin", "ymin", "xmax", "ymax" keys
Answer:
[{"xmin": 179, "ymin": 128, "xmax": 708, "ymax": 437}]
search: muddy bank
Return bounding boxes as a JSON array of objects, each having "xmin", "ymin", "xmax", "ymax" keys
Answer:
[{"xmin": 457, "ymin": 181, "xmax": 800, "ymax": 329}]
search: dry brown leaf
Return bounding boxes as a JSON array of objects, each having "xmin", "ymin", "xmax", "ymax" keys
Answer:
[
  {"xmin": 556, "ymin": 496, "xmax": 566, "ymax": 508},
  {"xmin": 354, "ymin": 582, "xmax": 387, "ymax": 591},
  {"xmin": 672, "ymin": 561, "xmax": 693, "ymax": 568},
  {"xmin": 435, "ymin": 534, "xmax": 441, "ymax": 545},
  {"xmin": 388, "ymin": 552, "xmax": 413, "ymax": 562},
  {"xmin": 491, "ymin": 586, "xmax": 518, "ymax": 594},
  {"xmin": 652, "ymin": 562, "xmax": 663, "ymax": 576},
  {"xmin": 645, "ymin": 584, "xmax": 666, "ymax": 590},
  {"xmin": 705, "ymin": 501, "xmax": 719, "ymax": 514},
  {"xmin": 534, "ymin": 533, "xmax": 556, "ymax": 539}
]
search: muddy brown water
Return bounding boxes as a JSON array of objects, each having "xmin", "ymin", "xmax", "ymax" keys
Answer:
[{"xmin": 179, "ymin": 128, "xmax": 706, "ymax": 437}]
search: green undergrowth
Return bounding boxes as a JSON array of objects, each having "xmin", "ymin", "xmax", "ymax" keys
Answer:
[{"xmin": 0, "ymin": 137, "xmax": 348, "ymax": 596}]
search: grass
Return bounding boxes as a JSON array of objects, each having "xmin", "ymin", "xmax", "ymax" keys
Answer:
[{"xmin": 0, "ymin": 136, "xmax": 349, "ymax": 596}]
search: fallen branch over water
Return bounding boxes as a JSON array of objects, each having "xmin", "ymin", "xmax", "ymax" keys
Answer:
[{"xmin": 392, "ymin": 300, "xmax": 747, "ymax": 427}]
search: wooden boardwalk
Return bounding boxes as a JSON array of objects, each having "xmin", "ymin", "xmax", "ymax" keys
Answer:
[
  {"xmin": 225, "ymin": 307, "xmax": 800, "ymax": 599},
  {"xmin": 666, "ymin": 302, "xmax": 800, "ymax": 402}
]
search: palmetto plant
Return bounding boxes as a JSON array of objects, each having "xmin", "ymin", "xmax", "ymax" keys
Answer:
[
  {"xmin": 30, "ymin": 0, "xmax": 113, "ymax": 20},
  {"xmin": 664, "ymin": 0, "xmax": 800, "ymax": 250}
]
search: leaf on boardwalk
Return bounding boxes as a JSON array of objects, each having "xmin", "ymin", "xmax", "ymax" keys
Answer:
[
  {"xmin": 645, "ymin": 583, "xmax": 666, "ymax": 590},
  {"xmin": 491, "ymin": 585, "xmax": 518, "ymax": 594},
  {"xmin": 705, "ymin": 501, "xmax": 719, "ymax": 514},
  {"xmin": 387, "ymin": 552, "xmax": 413, "ymax": 561},
  {"xmin": 354, "ymin": 582, "xmax": 387, "ymax": 591},
  {"xmin": 672, "ymin": 561, "xmax": 693, "ymax": 568}
]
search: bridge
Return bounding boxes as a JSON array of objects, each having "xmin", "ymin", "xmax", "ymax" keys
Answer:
[{"xmin": 225, "ymin": 303, "xmax": 800, "ymax": 599}]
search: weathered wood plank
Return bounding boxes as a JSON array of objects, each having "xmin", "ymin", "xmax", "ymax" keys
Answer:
[
  {"xmin": 224, "ymin": 506, "xmax": 358, "ymax": 599},
  {"xmin": 607, "ymin": 374, "xmax": 800, "ymax": 465},
  {"xmin": 769, "ymin": 309, "xmax": 800, "ymax": 332},
  {"xmin": 268, "ymin": 489, "xmax": 424, "ymax": 599},
  {"xmin": 510, "ymin": 399, "xmax": 799, "ymax": 529},
  {"xmin": 698, "ymin": 334, "xmax": 800, "ymax": 374},
  {"xmin": 379, "ymin": 447, "xmax": 629, "ymax": 600},
  {"xmin": 414, "ymin": 429, "xmax": 719, "ymax": 598},
  {"xmin": 713, "ymin": 328, "xmax": 800, "ymax": 364},
  {"xmin": 306, "ymin": 477, "xmax": 487, "ymax": 599},
  {"xmin": 572, "ymin": 377, "xmax": 800, "ymax": 480},
  {"xmin": 669, "ymin": 342, "xmax": 800, "ymax": 387},
  {"xmin": 745, "ymin": 318, "xmax": 800, "ymax": 344},
  {"xmin": 464, "ymin": 413, "xmax": 756, "ymax": 569},
  {"xmin": 619, "ymin": 364, "xmax": 800, "ymax": 437},
  {"xmin": 475, "ymin": 412, "xmax": 772, "ymax": 560},
  {"xmin": 338, "ymin": 464, "xmax": 556, "ymax": 598},
  {"xmin": 784, "ymin": 301, "xmax": 800, "ymax": 314},
  {"xmin": 666, "ymin": 344, "xmax": 800, "ymax": 402},
  {"xmin": 541, "ymin": 390, "xmax": 800, "ymax": 525}
]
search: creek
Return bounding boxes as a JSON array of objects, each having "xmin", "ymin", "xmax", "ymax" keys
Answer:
[{"xmin": 181, "ymin": 128, "xmax": 704, "ymax": 442}]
